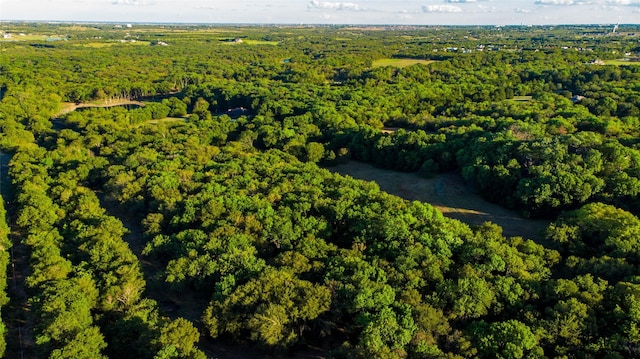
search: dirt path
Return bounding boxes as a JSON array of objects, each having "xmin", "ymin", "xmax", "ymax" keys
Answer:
[
  {"xmin": 2, "ymin": 151, "xmax": 38, "ymax": 359},
  {"xmin": 95, "ymin": 195, "xmax": 272, "ymax": 359},
  {"xmin": 330, "ymin": 161, "xmax": 550, "ymax": 241},
  {"xmin": 5, "ymin": 231, "xmax": 37, "ymax": 359},
  {"xmin": 94, "ymin": 194, "xmax": 207, "ymax": 323}
]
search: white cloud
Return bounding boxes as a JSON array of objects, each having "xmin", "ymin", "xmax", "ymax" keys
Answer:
[
  {"xmin": 3, "ymin": 0, "xmax": 640, "ymax": 25},
  {"xmin": 308, "ymin": 0, "xmax": 361, "ymax": 11},
  {"xmin": 421, "ymin": 4, "xmax": 463, "ymax": 12},
  {"xmin": 604, "ymin": 0, "xmax": 640, "ymax": 5},
  {"xmin": 194, "ymin": 5, "xmax": 218, "ymax": 10},
  {"xmin": 534, "ymin": 0, "xmax": 640, "ymax": 6},
  {"xmin": 477, "ymin": 4, "xmax": 496, "ymax": 11},
  {"xmin": 112, "ymin": 0, "xmax": 153, "ymax": 5},
  {"xmin": 534, "ymin": 0, "xmax": 590, "ymax": 5}
]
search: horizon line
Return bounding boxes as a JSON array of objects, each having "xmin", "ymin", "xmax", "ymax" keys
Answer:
[{"xmin": 1, "ymin": 20, "xmax": 639, "ymax": 27}]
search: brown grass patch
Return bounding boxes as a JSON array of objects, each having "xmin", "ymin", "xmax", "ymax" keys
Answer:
[
  {"xmin": 372, "ymin": 58, "xmax": 436, "ymax": 68},
  {"xmin": 329, "ymin": 161, "xmax": 550, "ymax": 241}
]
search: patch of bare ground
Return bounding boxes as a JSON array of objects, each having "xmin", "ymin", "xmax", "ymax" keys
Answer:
[{"xmin": 329, "ymin": 161, "xmax": 550, "ymax": 242}]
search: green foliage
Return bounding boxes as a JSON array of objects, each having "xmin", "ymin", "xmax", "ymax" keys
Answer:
[
  {"xmin": 157, "ymin": 318, "xmax": 204, "ymax": 358},
  {"xmin": 33, "ymin": 275, "xmax": 104, "ymax": 357},
  {"xmin": 162, "ymin": 97, "xmax": 188, "ymax": 117},
  {"xmin": 471, "ymin": 320, "xmax": 541, "ymax": 359},
  {"xmin": 305, "ymin": 141, "xmax": 325, "ymax": 163},
  {"xmin": 8, "ymin": 134, "xmax": 203, "ymax": 358},
  {"xmin": 49, "ymin": 327, "xmax": 108, "ymax": 359},
  {"xmin": 205, "ymin": 266, "xmax": 331, "ymax": 348},
  {"xmin": 0, "ymin": 196, "xmax": 11, "ymax": 357},
  {"xmin": 2, "ymin": 23, "xmax": 640, "ymax": 358},
  {"xmin": 540, "ymin": 204, "xmax": 640, "ymax": 356},
  {"xmin": 357, "ymin": 306, "xmax": 417, "ymax": 357}
]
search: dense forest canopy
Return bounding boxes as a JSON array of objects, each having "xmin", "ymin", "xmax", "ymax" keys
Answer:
[{"xmin": 0, "ymin": 23, "xmax": 640, "ymax": 358}]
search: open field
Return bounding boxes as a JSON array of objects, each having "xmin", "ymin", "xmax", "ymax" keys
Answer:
[
  {"xmin": 372, "ymin": 58, "xmax": 436, "ymax": 68},
  {"xmin": 243, "ymin": 39, "xmax": 279, "ymax": 45},
  {"xmin": 330, "ymin": 161, "xmax": 550, "ymax": 241},
  {"xmin": 58, "ymin": 100, "xmax": 146, "ymax": 116},
  {"xmin": 0, "ymin": 34, "xmax": 58, "ymax": 42},
  {"xmin": 603, "ymin": 59, "xmax": 640, "ymax": 66},
  {"xmin": 59, "ymin": 25, "xmax": 101, "ymax": 31},
  {"xmin": 73, "ymin": 41, "xmax": 151, "ymax": 48}
]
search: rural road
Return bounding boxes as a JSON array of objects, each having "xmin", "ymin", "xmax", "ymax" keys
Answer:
[{"xmin": 0, "ymin": 151, "xmax": 11, "ymax": 199}]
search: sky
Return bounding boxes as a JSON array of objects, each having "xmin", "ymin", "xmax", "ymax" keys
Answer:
[{"xmin": 1, "ymin": 0, "xmax": 639, "ymax": 25}]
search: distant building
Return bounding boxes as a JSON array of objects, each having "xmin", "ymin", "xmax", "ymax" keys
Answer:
[
  {"xmin": 571, "ymin": 95, "xmax": 585, "ymax": 103},
  {"xmin": 226, "ymin": 107, "xmax": 250, "ymax": 118},
  {"xmin": 2, "ymin": 33, "xmax": 11, "ymax": 39}
]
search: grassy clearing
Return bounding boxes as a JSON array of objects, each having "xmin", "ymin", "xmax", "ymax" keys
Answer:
[
  {"xmin": 57, "ymin": 100, "xmax": 146, "ymax": 116},
  {"xmin": 59, "ymin": 25, "xmax": 100, "ymax": 31},
  {"xmin": 0, "ymin": 34, "xmax": 48, "ymax": 42},
  {"xmin": 74, "ymin": 41, "xmax": 151, "ymax": 48},
  {"xmin": 603, "ymin": 59, "xmax": 640, "ymax": 66},
  {"xmin": 243, "ymin": 39, "xmax": 279, "ymax": 45},
  {"xmin": 330, "ymin": 161, "xmax": 550, "ymax": 241},
  {"xmin": 511, "ymin": 95, "xmax": 533, "ymax": 102},
  {"xmin": 372, "ymin": 58, "xmax": 436, "ymax": 68}
]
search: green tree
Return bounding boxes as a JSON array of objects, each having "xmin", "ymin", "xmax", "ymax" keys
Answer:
[
  {"xmin": 471, "ymin": 320, "xmax": 541, "ymax": 359},
  {"xmin": 204, "ymin": 267, "xmax": 331, "ymax": 349},
  {"xmin": 156, "ymin": 318, "xmax": 205, "ymax": 358},
  {"xmin": 304, "ymin": 141, "xmax": 325, "ymax": 163}
]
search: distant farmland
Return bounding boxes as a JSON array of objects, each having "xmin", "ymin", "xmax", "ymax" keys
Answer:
[
  {"xmin": 372, "ymin": 58, "xmax": 436, "ymax": 68},
  {"xmin": 603, "ymin": 59, "xmax": 640, "ymax": 66}
]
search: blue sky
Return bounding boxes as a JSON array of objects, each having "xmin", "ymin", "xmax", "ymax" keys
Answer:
[{"xmin": 1, "ymin": 0, "xmax": 639, "ymax": 25}]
